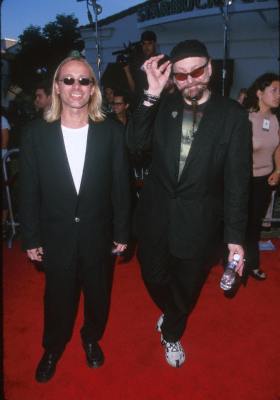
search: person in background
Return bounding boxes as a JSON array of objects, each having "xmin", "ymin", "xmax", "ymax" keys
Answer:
[
  {"xmin": 242, "ymin": 73, "xmax": 280, "ymax": 280},
  {"xmin": 127, "ymin": 39, "xmax": 251, "ymax": 368},
  {"xmin": 111, "ymin": 91, "xmax": 131, "ymax": 126},
  {"xmin": 20, "ymin": 56, "xmax": 130, "ymax": 383},
  {"xmin": 123, "ymin": 31, "xmax": 158, "ymax": 101},
  {"xmin": 237, "ymin": 88, "xmax": 247, "ymax": 105},
  {"xmin": 34, "ymin": 81, "xmax": 52, "ymax": 116},
  {"xmin": 102, "ymin": 86, "xmax": 115, "ymax": 114},
  {"xmin": 1, "ymin": 110, "xmax": 11, "ymax": 238},
  {"xmin": 110, "ymin": 90, "xmax": 143, "ymax": 263}
]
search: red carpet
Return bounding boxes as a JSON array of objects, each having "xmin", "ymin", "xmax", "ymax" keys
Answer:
[{"xmin": 3, "ymin": 240, "xmax": 280, "ymax": 400}]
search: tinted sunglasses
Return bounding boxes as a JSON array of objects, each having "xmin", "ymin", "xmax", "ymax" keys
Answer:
[
  {"xmin": 172, "ymin": 60, "xmax": 209, "ymax": 81},
  {"xmin": 58, "ymin": 77, "xmax": 94, "ymax": 86}
]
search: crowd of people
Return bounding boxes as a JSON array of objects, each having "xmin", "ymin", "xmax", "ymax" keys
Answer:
[{"xmin": 2, "ymin": 31, "xmax": 280, "ymax": 381}]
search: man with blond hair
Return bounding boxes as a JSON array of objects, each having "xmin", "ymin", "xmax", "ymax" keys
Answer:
[{"xmin": 20, "ymin": 56, "xmax": 130, "ymax": 382}]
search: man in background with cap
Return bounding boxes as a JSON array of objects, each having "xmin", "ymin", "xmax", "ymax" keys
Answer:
[
  {"xmin": 127, "ymin": 40, "xmax": 251, "ymax": 368},
  {"xmin": 123, "ymin": 30, "xmax": 158, "ymax": 102}
]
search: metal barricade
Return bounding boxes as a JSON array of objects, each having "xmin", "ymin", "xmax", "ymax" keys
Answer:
[
  {"xmin": 263, "ymin": 190, "xmax": 280, "ymax": 224},
  {"xmin": 2, "ymin": 148, "xmax": 20, "ymax": 248}
]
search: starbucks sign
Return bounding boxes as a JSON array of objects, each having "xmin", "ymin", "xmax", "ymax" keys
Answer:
[{"xmin": 137, "ymin": 0, "xmax": 272, "ymax": 22}]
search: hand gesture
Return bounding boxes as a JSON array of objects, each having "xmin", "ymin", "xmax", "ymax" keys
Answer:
[
  {"xmin": 112, "ymin": 242, "xmax": 127, "ymax": 255},
  {"xmin": 142, "ymin": 55, "xmax": 172, "ymax": 97},
  {"xmin": 267, "ymin": 171, "xmax": 280, "ymax": 187}
]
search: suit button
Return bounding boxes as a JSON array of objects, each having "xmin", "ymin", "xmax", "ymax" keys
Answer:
[{"xmin": 74, "ymin": 217, "xmax": 80, "ymax": 223}]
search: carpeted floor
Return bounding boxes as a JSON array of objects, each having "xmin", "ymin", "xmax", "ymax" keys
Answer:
[{"xmin": 3, "ymin": 240, "xmax": 280, "ymax": 400}]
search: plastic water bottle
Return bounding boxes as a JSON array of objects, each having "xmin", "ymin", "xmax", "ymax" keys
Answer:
[{"xmin": 220, "ymin": 253, "xmax": 240, "ymax": 291}]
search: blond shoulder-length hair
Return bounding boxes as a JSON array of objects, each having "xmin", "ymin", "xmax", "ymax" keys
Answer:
[{"xmin": 45, "ymin": 56, "xmax": 105, "ymax": 122}]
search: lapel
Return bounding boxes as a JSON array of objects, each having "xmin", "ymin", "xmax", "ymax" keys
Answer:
[
  {"xmin": 160, "ymin": 92, "xmax": 184, "ymax": 183},
  {"xmin": 47, "ymin": 119, "xmax": 77, "ymax": 197},
  {"xmin": 78, "ymin": 120, "xmax": 95, "ymax": 198},
  {"xmin": 49, "ymin": 119, "xmax": 96, "ymax": 199}
]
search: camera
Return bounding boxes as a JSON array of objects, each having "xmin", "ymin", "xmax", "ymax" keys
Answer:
[
  {"xmin": 112, "ymin": 41, "xmax": 141, "ymax": 67},
  {"xmin": 116, "ymin": 53, "xmax": 130, "ymax": 67}
]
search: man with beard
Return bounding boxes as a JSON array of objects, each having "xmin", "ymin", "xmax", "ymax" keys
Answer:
[{"xmin": 127, "ymin": 40, "xmax": 251, "ymax": 368}]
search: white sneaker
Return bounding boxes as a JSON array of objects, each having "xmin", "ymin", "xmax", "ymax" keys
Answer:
[
  {"xmin": 161, "ymin": 335, "xmax": 186, "ymax": 368},
  {"xmin": 156, "ymin": 314, "xmax": 164, "ymax": 332}
]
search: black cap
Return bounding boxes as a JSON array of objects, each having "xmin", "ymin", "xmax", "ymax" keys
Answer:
[
  {"xmin": 170, "ymin": 40, "xmax": 209, "ymax": 63},
  {"xmin": 141, "ymin": 31, "xmax": 157, "ymax": 42}
]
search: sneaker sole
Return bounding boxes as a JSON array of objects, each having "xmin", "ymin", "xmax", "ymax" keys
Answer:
[{"xmin": 165, "ymin": 353, "xmax": 186, "ymax": 368}]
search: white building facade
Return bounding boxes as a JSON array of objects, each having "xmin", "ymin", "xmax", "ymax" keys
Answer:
[{"xmin": 80, "ymin": 0, "xmax": 279, "ymax": 98}]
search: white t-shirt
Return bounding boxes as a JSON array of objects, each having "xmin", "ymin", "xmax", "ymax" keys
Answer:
[{"xmin": 61, "ymin": 124, "xmax": 88, "ymax": 194}]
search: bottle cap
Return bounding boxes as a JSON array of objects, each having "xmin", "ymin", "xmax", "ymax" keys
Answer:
[{"xmin": 233, "ymin": 253, "xmax": 240, "ymax": 261}]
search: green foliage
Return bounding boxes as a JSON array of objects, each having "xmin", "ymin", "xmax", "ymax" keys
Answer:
[{"xmin": 10, "ymin": 14, "xmax": 84, "ymax": 94}]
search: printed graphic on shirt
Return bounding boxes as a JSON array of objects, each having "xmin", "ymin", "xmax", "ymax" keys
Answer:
[{"xmin": 178, "ymin": 107, "xmax": 203, "ymax": 179}]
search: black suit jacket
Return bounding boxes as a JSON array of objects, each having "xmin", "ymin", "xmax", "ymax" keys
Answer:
[
  {"xmin": 20, "ymin": 118, "xmax": 130, "ymax": 267},
  {"xmin": 127, "ymin": 91, "xmax": 251, "ymax": 259}
]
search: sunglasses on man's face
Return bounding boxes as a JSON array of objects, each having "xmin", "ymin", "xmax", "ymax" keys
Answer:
[
  {"xmin": 172, "ymin": 60, "xmax": 209, "ymax": 82},
  {"xmin": 58, "ymin": 77, "xmax": 94, "ymax": 86}
]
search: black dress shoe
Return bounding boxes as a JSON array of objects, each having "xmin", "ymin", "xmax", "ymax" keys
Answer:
[
  {"xmin": 35, "ymin": 351, "xmax": 62, "ymax": 383},
  {"xmin": 82, "ymin": 342, "xmax": 104, "ymax": 368}
]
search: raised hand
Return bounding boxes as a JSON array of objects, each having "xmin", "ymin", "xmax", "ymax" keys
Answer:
[{"xmin": 142, "ymin": 55, "xmax": 172, "ymax": 97}]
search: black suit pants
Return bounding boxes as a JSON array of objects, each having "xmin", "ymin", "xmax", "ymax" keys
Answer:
[
  {"xmin": 245, "ymin": 174, "xmax": 272, "ymax": 270},
  {"xmin": 42, "ymin": 251, "xmax": 114, "ymax": 353},
  {"xmin": 137, "ymin": 239, "xmax": 212, "ymax": 342}
]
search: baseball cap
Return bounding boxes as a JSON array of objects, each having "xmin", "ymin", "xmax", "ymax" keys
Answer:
[{"xmin": 170, "ymin": 40, "xmax": 209, "ymax": 63}]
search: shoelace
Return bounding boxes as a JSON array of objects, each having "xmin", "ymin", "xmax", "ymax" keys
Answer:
[{"xmin": 163, "ymin": 340, "xmax": 183, "ymax": 353}]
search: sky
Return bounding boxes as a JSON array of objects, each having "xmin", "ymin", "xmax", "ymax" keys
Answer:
[{"xmin": 1, "ymin": 0, "xmax": 146, "ymax": 40}]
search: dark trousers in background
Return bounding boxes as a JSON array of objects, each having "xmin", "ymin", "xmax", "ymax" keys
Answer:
[
  {"xmin": 43, "ymin": 251, "xmax": 114, "ymax": 353},
  {"xmin": 138, "ymin": 241, "xmax": 212, "ymax": 342},
  {"xmin": 245, "ymin": 174, "xmax": 272, "ymax": 270}
]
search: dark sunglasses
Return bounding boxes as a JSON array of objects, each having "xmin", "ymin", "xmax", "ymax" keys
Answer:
[
  {"xmin": 58, "ymin": 77, "xmax": 94, "ymax": 86},
  {"xmin": 113, "ymin": 101, "xmax": 124, "ymax": 105},
  {"xmin": 172, "ymin": 60, "xmax": 209, "ymax": 82}
]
